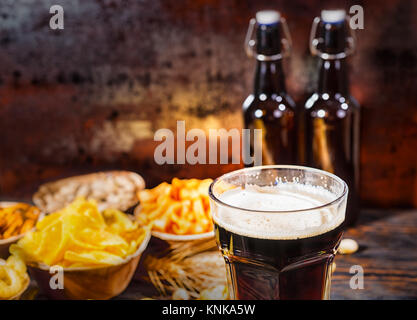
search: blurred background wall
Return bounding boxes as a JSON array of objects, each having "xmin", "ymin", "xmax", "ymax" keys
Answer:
[{"xmin": 0, "ymin": 0, "xmax": 416, "ymax": 207}]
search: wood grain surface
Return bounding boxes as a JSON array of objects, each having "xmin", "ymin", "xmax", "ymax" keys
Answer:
[{"xmin": 332, "ymin": 209, "xmax": 417, "ymax": 300}]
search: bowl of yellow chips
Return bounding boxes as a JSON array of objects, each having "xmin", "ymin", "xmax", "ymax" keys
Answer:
[
  {"xmin": 10, "ymin": 198, "xmax": 151, "ymax": 300},
  {"xmin": 135, "ymin": 178, "xmax": 215, "ymax": 242}
]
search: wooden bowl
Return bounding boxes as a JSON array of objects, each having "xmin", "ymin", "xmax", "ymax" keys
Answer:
[
  {"xmin": 27, "ymin": 230, "xmax": 151, "ymax": 300},
  {"xmin": 7, "ymin": 277, "xmax": 30, "ymax": 300},
  {"xmin": 0, "ymin": 202, "xmax": 43, "ymax": 259},
  {"xmin": 33, "ymin": 171, "xmax": 145, "ymax": 213}
]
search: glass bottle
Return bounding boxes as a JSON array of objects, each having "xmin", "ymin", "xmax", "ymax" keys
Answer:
[
  {"xmin": 304, "ymin": 10, "xmax": 360, "ymax": 226},
  {"xmin": 243, "ymin": 10, "xmax": 297, "ymax": 165}
]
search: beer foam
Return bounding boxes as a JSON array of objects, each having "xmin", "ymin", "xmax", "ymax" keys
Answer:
[{"xmin": 213, "ymin": 184, "xmax": 345, "ymax": 240}]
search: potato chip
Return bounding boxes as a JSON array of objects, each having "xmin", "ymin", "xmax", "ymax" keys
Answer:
[
  {"xmin": 64, "ymin": 251, "xmax": 124, "ymax": 266},
  {"xmin": 10, "ymin": 198, "xmax": 149, "ymax": 268}
]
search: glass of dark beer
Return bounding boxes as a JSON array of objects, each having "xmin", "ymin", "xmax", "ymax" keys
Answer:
[{"xmin": 209, "ymin": 165, "xmax": 348, "ymax": 300}]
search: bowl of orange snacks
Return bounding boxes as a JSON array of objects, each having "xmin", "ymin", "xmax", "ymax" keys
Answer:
[
  {"xmin": 11, "ymin": 198, "xmax": 151, "ymax": 300},
  {"xmin": 0, "ymin": 202, "xmax": 41, "ymax": 259},
  {"xmin": 135, "ymin": 178, "xmax": 214, "ymax": 241}
]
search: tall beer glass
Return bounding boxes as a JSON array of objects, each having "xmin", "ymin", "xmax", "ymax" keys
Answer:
[{"xmin": 209, "ymin": 165, "xmax": 348, "ymax": 300}]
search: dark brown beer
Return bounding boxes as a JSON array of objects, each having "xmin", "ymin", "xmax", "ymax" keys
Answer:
[
  {"xmin": 214, "ymin": 222, "xmax": 343, "ymax": 300},
  {"xmin": 210, "ymin": 166, "xmax": 347, "ymax": 301}
]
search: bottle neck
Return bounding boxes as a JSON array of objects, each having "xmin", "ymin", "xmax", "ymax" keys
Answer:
[
  {"xmin": 254, "ymin": 60, "xmax": 287, "ymax": 96},
  {"xmin": 317, "ymin": 58, "xmax": 349, "ymax": 96}
]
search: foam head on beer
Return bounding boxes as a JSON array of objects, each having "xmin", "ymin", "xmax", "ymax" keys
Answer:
[
  {"xmin": 256, "ymin": 10, "xmax": 280, "ymax": 25},
  {"xmin": 213, "ymin": 183, "xmax": 345, "ymax": 240},
  {"xmin": 321, "ymin": 9, "xmax": 346, "ymax": 23}
]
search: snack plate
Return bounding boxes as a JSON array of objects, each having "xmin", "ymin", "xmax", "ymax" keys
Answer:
[{"xmin": 151, "ymin": 230, "xmax": 214, "ymax": 241}]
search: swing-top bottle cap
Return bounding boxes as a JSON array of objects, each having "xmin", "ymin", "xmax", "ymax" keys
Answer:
[
  {"xmin": 245, "ymin": 10, "xmax": 291, "ymax": 61},
  {"xmin": 256, "ymin": 10, "xmax": 280, "ymax": 25},
  {"xmin": 321, "ymin": 9, "xmax": 346, "ymax": 23}
]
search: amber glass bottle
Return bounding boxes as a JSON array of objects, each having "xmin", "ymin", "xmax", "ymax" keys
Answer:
[
  {"xmin": 304, "ymin": 10, "xmax": 360, "ymax": 226},
  {"xmin": 243, "ymin": 11, "xmax": 297, "ymax": 165}
]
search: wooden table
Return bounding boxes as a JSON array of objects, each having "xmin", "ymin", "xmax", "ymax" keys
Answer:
[
  {"xmin": 331, "ymin": 209, "xmax": 417, "ymax": 300},
  {"xmin": 28, "ymin": 209, "xmax": 417, "ymax": 300}
]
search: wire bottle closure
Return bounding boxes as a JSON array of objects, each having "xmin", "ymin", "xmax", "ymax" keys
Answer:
[
  {"xmin": 309, "ymin": 16, "xmax": 356, "ymax": 60},
  {"xmin": 244, "ymin": 17, "xmax": 292, "ymax": 61}
]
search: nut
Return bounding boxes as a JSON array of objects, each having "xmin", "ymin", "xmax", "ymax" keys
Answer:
[
  {"xmin": 338, "ymin": 238, "xmax": 359, "ymax": 255},
  {"xmin": 33, "ymin": 171, "xmax": 145, "ymax": 213}
]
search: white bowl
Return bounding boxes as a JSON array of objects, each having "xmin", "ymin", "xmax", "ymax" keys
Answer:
[
  {"xmin": 151, "ymin": 230, "xmax": 214, "ymax": 241},
  {"xmin": 134, "ymin": 205, "xmax": 214, "ymax": 242}
]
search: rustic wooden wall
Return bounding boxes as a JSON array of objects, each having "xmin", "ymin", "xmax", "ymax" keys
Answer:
[{"xmin": 0, "ymin": 0, "xmax": 416, "ymax": 207}]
